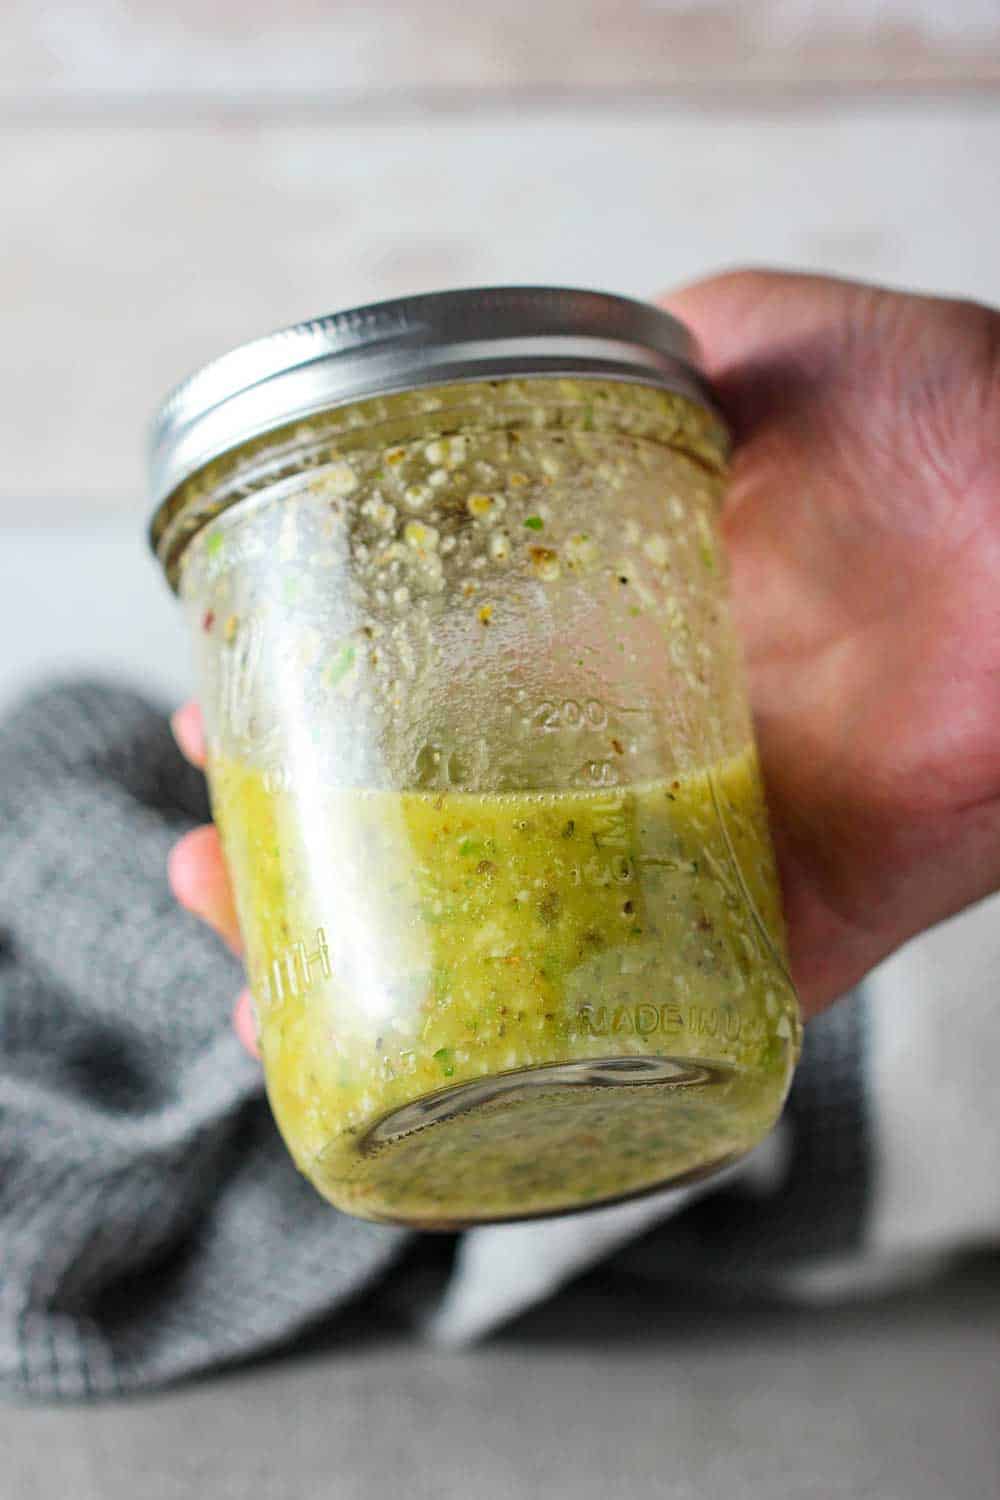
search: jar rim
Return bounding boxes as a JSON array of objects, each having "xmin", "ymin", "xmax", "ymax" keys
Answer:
[{"xmin": 148, "ymin": 286, "xmax": 721, "ymax": 534}]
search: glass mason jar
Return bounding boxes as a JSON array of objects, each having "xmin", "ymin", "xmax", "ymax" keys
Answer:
[{"xmin": 149, "ymin": 288, "xmax": 801, "ymax": 1227}]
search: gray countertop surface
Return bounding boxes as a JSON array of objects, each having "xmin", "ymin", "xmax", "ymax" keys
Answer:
[{"xmin": 6, "ymin": 1258, "xmax": 999, "ymax": 1500}]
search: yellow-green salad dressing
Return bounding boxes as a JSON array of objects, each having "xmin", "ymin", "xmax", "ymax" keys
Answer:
[{"xmin": 211, "ymin": 744, "xmax": 799, "ymax": 1225}]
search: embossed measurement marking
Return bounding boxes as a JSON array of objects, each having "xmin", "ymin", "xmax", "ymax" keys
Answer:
[
  {"xmin": 220, "ymin": 614, "xmax": 263, "ymax": 741},
  {"xmin": 566, "ymin": 855, "xmax": 634, "ymax": 888},
  {"xmin": 259, "ymin": 928, "xmax": 331, "ymax": 1006},
  {"xmin": 262, "ymin": 761, "xmax": 291, "ymax": 795},
  {"xmin": 527, "ymin": 697, "xmax": 609, "ymax": 732}
]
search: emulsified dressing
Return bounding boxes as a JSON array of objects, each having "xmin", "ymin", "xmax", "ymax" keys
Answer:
[{"xmin": 211, "ymin": 744, "xmax": 800, "ymax": 1225}]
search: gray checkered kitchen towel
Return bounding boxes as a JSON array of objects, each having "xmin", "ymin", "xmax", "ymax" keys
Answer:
[{"xmin": 2, "ymin": 684, "xmax": 997, "ymax": 1398}]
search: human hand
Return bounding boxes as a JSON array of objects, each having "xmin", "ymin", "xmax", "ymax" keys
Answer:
[
  {"xmin": 660, "ymin": 269, "xmax": 1000, "ymax": 1015},
  {"xmin": 168, "ymin": 269, "xmax": 1000, "ymax": 1040}
]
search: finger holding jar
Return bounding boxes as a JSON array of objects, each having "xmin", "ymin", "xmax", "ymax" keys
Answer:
[{"xmin": 168, "ymin": 700, "xmax": 259, "ymax": 1059}]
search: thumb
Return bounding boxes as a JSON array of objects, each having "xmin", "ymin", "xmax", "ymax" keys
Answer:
[
  {"xmin": 658, "ymin": 267, "xmax": 868, "ymax": 382},
  {"xmin": 657, "ymin": 268, "xmax": 900, "ymax": 450}
]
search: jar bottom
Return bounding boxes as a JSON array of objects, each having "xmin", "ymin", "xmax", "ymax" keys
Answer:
[{"xmin": 307, "ymin": 1055, "xmax": 789, "ymax": 1228}]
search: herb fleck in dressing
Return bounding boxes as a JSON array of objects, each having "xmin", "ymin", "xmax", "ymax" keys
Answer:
[{"xmin": 211, "ymin": 745, "xmax": 799, "ymax": 1225}]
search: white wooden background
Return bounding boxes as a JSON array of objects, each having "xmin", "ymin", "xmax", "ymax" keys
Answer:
[{"xmin": 2, "ymin": 1, "xmax": 999, "ymax": 698}]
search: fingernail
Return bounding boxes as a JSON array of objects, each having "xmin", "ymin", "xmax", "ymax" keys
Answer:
[{"xmin": 234, "ymin": 990, "xmax": 261, "ymax": 1060}]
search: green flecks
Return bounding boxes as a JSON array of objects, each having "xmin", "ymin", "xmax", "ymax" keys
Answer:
[
  {"xmin": 458, "ymin": 837, "xmax": 479, "ymax": 857},
  {"xmin": 696, "ymin": 512, "xmax": 716, "ymax": 572},
  {"xmin": 433, "ymin": 967, "xmax": 452, "ymax": 1001},
  {"xmin": 433, "ymin": 1047, "xmax": 455, "ymax": 1078},
  {"xmin": 325, "ymin": 642, "xmax": 356, "ymax": 687},
  {"xmin": 582, "ymin": 404, "xmax": 595, "ymax": 431},
  {"xmin": 205, "ymin": 530, "xmax": 225, "ymax": 557},
  {"xmin": 539, "ymin": 952, "xmax": 563, "ymax": 982},
  {"xmin": 629, "ymin": 605, "xmax": 642, "ymax": 617},
  {"xmin": 523, "ymin": 515, "xmax": 544, "ymax": 531}
]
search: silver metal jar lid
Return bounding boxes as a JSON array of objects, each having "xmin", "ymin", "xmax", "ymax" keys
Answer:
[{"xmin": 149, "ymin": 285, "xmax": 717, "ymax": 529}]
